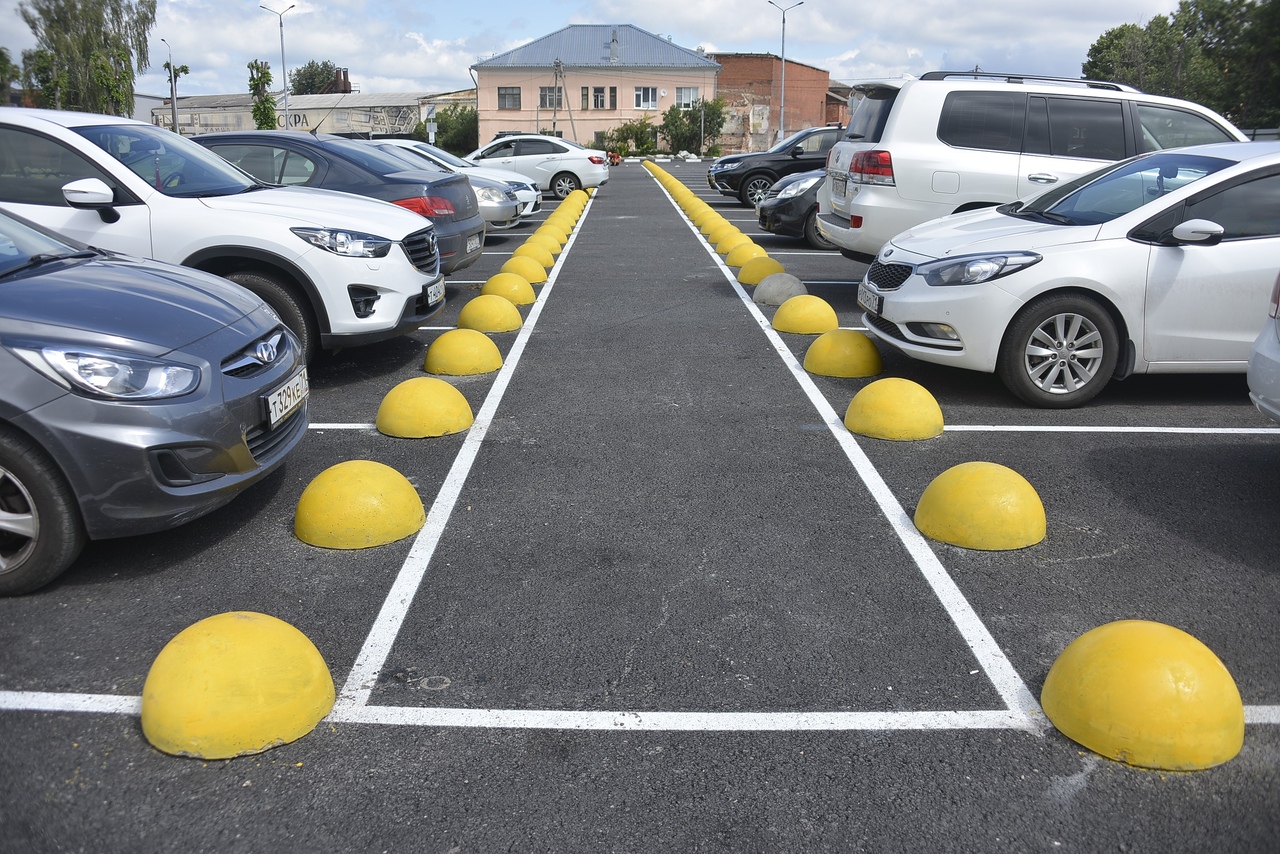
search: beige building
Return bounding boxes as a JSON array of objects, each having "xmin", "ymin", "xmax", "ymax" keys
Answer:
[{"xmin": 472, "ymin": 24, "xmax": 720, "ymax": 148}]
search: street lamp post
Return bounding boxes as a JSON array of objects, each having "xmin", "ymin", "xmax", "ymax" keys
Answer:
[
  {"xmin": 260, "ymin": 3, "xmax": 296, "ymax": 128},
  {"xmin": 768, "ymin": 0, "xmax": 803, "ymax": 143},
  {"xmin": 161, "ymin": 37, "xmax": 178, "ymax": 134}
]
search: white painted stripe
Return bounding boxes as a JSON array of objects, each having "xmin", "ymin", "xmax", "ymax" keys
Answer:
[
  {"xmin": 946, "ymin": 425, "xmax": 1280, "ymax": 435},
  {"xmin": 0, "ymin": 691, "xmax": 141, "ymax": 715},
  {"xmin": 1245, "ymin": 705, "xmax": 1280, "ymax": 724},
  {"xmin": 330, "ymin": 199, "xmax": 591, "ymax": 714},
  {"xmin": 309, "ymin": 423, "xmax": 375, "ymax": 430}
]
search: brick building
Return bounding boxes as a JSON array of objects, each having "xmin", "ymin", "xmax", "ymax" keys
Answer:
[{"xmin": 709, "ymin": 53, "xmax": 834, "ymax": 153}]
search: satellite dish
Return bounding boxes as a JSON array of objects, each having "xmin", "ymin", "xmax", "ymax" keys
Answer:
[{"xmin": 660, "ymin": 89, "xmax": 667, "ymax": 96}]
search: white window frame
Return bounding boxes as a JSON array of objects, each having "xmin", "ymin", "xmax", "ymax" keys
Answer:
[
  {"xmin": 674, "ymin": 87, "xmax": 699, "ymax": 109},
  {"xmin": 634, "ymin": 86, "xmax": 658, "ymax": 110}
]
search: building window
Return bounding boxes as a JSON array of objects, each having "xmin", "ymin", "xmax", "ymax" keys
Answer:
[
  {"xmin": 609, "ymin": 87, "xmax": 617, "ymax": 109},
  {"xmin": 582, "ymin": 87, "xmax": 590, "ymax": 110},
  {"xmin": 539, "ymin": 86, "xmax": 563, "ymax": 109},
  {"xmin": 675, "ymin": 87, "xmax": 699, "ymax": 108},
  {"xmin": 635, "ymin": 86, "xmax": 658, "ymax": 110},
  {"xmin": 593, "ymin": 87, "xmax": 606, "ymax": 109},
  {"xmin": 497, "ymin": 87, "xmax": 521, "ymax": 110}
]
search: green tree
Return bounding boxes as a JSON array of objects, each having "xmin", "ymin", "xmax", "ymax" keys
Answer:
[
  {"xmin": 602, "ymin": 114, "xmax": 658, "ymax": 156},
  {"xmin": 248, "ymin": 59, "xmax": 276, "ymax": 130},
  {"xmin": 18, "ymin": 0, "xmax": 156, "ymax": 114},
  {"xmin": 290, "ymin": 59, "xmax": 339, "ymax": 95},
  {"xmin": 414, "ymin": 103, "xmax": 478, "ymax": 154},
  {"xmin": 658, "ymin": 97, "xmax": 728, "ymax": 156},
  {"xmin": 0, "ymin": 48, "xmax": 20, "ymax": 104}
]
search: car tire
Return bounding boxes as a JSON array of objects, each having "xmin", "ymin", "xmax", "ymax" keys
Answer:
[
  {"xmin": 225, "ymin": 271, "xmax": 317, "ymax": 363},
  {"xmin": 997, "ymin": 294, "xmax": 1120, "ymax": 408},
  {"xmin": 804, "ymin": 208, "xmax": 837, "ymax": 250},
  {"xmin": 0, "ymin": 426, "xmax": 86, "ymax": 596},
  {"xmin": 550, "ymin": 172, "xmax": 580, "ymax": 199},
  {"xmin": 739, "ymin": 174, "xmax": 775, "ymax": 207}
]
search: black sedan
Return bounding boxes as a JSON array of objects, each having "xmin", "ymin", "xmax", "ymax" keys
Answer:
[
  {"xmin": 756, "ymin": 169, "xmax": 836, "ymax": 250},
  {"xmin": 194, "ymin": 131, "xmax": 487, "ymax": 276}
]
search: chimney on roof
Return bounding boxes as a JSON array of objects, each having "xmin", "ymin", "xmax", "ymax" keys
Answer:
[{"xmin": 610, "ymin": 29, "xmax": 619, "ymax": 63}]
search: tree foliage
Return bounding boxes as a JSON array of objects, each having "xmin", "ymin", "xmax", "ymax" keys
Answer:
[
  {"xmin": 290, "ymin": 59, "xmax": 339, "ymax": 95},
  {"xmin": 0, "ymin": 48, "xmax": 20, "ymax": 103},
  {"xmin": 413, "ymin": 103, "xmax": 478, "ymax": 155},
  {"xmin": 248, "ymin": 59, "xmax": 276, "ymax": 130},
  {"xmin": 601, "ymin": 114, "xmax": 659, "ymax": 156},
  {"xmin": 1083, "ymin": 0, "xmax": 1279, "ymax": 129},
  {"xmin": 659, "ymin": 98, "xmax": 728, "ymax": 156},
  {"xmin": 18, "ymin": 0, "xmax": 156, "ymax": 115}
]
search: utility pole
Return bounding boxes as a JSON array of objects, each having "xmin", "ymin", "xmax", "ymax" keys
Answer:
[
  {"xmin": 769, "ymin": 0, "xmax": 803, "ymax": 143},
  {"xmin": 261, "ymin": 3, "xmax": 295, "ymax": 128},
  {"xmin": 161, "ymin": 38, "xmax": 178, "ymax": 134}
]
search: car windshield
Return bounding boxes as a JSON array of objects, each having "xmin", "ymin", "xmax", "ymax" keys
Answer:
[
  {"xmin": 0, "ymin": 210, "xmax": 86, "ymax": 277},
  {"xmin": 1013, "ymin": 152, "xmax": 1232, "ymax": 225},
  {"xmin": 329, "ymin": 139, "xmax": 440, "ymax": 175},
  {"xmin": 371, "ymin": 144, "xmax": 449, "ymax": 173},
  {"xmin": 74, "ymin": 124, "xmax": 257, "ymax": 197},
  {"xmin": 415, "ymin": 144, "xmax": 472, "ymax": 169},
  {"xmin": 767, "ymin": 128, "xmax": 816, "ymax": 154}
]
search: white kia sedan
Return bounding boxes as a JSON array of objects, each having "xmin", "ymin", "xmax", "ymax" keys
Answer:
[
  {"xmin": 856, "ymin": 141, "xmax": 1280, "ymax": 407},
  {"xmin": 466, "ymin": 134, "xmax": 609, "ymax": 199}
]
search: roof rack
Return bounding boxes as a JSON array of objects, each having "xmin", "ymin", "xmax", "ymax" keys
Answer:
[{"xmin": 918, "ymin": 71, "xmax": 1140, "ymax": 93}]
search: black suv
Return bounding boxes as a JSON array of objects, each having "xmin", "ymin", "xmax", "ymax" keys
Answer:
[{"xmin": 707, "ymin": 125, "xmax": 841, "ymax": 206}]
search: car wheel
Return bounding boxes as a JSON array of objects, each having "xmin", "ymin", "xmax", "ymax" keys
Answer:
[
  {"xmin": 225, "ymin": 271, "xmax": 317, "ymax": 363},
  {"xmin": 997, "ymin": 294, "xmax": 1120, "ymax": 408},
  {"xmin": 0, "ymin": 426, "xmax": 86, "ymax": 596},
  {"xmin": 739, "ymin": 175, "xmax": 774, "ymax": 207},
  {"xmin": 804, "ymin": 208, "xmax": 837, "ymax": 250},
  {"xmin": 551, "ymin": 172, "xmax": 580, "ymax": 199}
]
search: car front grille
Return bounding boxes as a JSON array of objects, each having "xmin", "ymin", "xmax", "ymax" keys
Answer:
[
  {"xmin": 866, "ymin": 261, "xmax": 913, "ymax": 291},
  {"xmin": 246, "ymin": 406, "xmax": 307, "ymax": 463},
  {"xmin": 402, "ymin": 227, "xmax": 439, "ymax": 273},
  {"xmin": 221, "ymin": 328, "xmax": 291, "ymax": 379}
]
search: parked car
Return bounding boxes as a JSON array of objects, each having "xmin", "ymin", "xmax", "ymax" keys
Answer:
[
  {"xmin": 0, "ymin": 109, "xmax": 444, "ymax": 362},
  {"xmin": 465, "ymin": 134, "xmax": 609, "ymax": 199},
  {"xmin": 818, "ymin": 71, "xmax": 1247, "ymax": 261},
  {"xmin": 362, "ymin": 142, "xmax": 523, "ymax": 231},
  {"xmin": 1247, "ymin": 271, "xmax": 1280, "ymax": 424},
  {"xmin": 756, "ymin": 169, "xmax": 837, "ymax": 249},
  {"xmin": 195, "ymin": 131, "xmax": 486, "ymax": 276},
  {"xmin": 365, "ymin": 137, "xmax": 542, "ymax": 220},
  {"xmin": 0, "ymin": 208, "xmax": 309, "ymax": 594},
  {"xmin": 708, "ymin": 125, "xmax": 841, "ymax": 206},
  {"xmin": 856, "ymin": 141, "xmax": 1280, "ymax": 408}
]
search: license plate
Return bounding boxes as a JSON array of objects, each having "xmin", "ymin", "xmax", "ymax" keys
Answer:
[
  {"xmin": 428, "ymin": 280, "xmax": 444, "ymax": 305},
  {"xmin": 857, "ymin": 283, "xmax": 883, "ymax": 315},
  {"xmin": 466, "ymin": 233, "xmax": 481, "ymax": 254},
  {"xmin": 265, "ymin": 368, "xmax": 309, "ymax": 428},
  {"xmin": 832, "ymin": 174, "xmax": 847, "ymax": 198}
]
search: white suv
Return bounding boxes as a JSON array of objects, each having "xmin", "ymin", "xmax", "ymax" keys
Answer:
[
  {"xmin": 817, "ymin": 72, "xmax": 1247, "ymax": 261},
  {"xmin": 0, "ymin": 109, "xmax": 446, "ymax": 361}
]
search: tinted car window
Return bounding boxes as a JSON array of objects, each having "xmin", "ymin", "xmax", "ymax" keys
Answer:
[
  {"xmin": 845, "ymin": 88, "xmax": 896, "ymax": 142},
  {"xmin": 1044, "ymin": 97, "xmax": 1126, "ymax": 160},
  {"xmin": 75, "ymin": 124, "xmax": 255, "ymax": 197},
  {"xmin": 1185, "ymin": 173, "xmax": 1280, "ymax": 239},
  {"xmin": 480, "ymin": 140, "xmax": 517, "ymax": 159},
  {"xmin": 205, "ymin": 143, "xmax": 284, "ymax": 184},
  {"xmin": 1137, "ymin": 104, "xmax": 1235, "ymax": 152},
  {"xmin": 938, "ymin": 92, "xmax": 1024, "ymax": 152},
  {"xmin": 0, "ymin": 127, "xmax": 123, "ymax": 205},
  {"xmin": 517, "ymin": 139, "xmax": 564, "ymax": 156}
]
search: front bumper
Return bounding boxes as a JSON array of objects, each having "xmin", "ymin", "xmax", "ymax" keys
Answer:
[
  {"xmin": 757, "ymin": 196, "xmax": 808, "ymax": 239},
  {"xmin": 1248, "ymin": 322, "xmax": 1280, "ymax": 424},
  {"xmin": 434, "ymin": 213, "xmax": 487, "ymax": 275}
]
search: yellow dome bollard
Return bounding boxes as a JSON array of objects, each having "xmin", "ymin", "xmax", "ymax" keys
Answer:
[
  {"xmin": 716, "ymin": 232, "xmax": 753, "ymax": 256},
  {"xmin": 737, "ymin": 256, "xmax": 786, "ymax": 285},
  {"xmin": 707, "ymin": 223, "xmax": 740, "ymax": 245},
  {"xmin": 481, "ymin": 272, "xmax": 537, "ymax": 305},
  {"xmin": 424, "ymin": 328, "xmax": 503, "ymax": 375},
  {"xmin": 295, "ymin": 460, "xmax": 425, "ymax": 548},
  {"xmin": 567, "ymin": 189, "xmax": 590, "ymax": 205},
  {"xmin": 845, "ymin": 377, "xmax": 943, "ymax": 440},
  {"xmin": 700, "ymin": 215, "xmax": 729, "ymax": 236},
  {"xmin": 457, "ymin": 293, "xmax": 523, "ymax": 333},
  {"xmin": 1042, "ymin": 620, "xmax": 1244, "ymax": 770},
  {"xmin": 526, "ymin": 232, "xmax": 562, "ymax": 255},
  {"xmin": 804, "ymin": 329, "xmax": 883, "ymax": 378},
  {"xmin": 513, "ymin": 242, "xmax": 555, "ymax": 269},
  {"xmin": 500, "ymin": 255, "xmax": 548, "ymax": 284},
  {"xmin": 535, "ymin": 223, "xmax": 568, "ymax": 245},
  {"xmin": 376, "ymin": 376, "xmax": 474, "ymax": 438},
  {"xmin": 914, "ymin": 461, "xmax": 1045, "ymax": 550},
  {"xmin": 725, "ymin": 242, "xmax": 768, "ymax": 268},
  {"xmin": 141, "ymin": 612, "xmax": 334, "ymax": 759},
  {"xmin": 771, "ymin": 294, "xmax": 838, "ymax": 334}
]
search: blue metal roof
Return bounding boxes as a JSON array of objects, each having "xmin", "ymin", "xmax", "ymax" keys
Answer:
[{"xmin": 473, "ymin": 24, "xmax": 720, "ymax": 71}]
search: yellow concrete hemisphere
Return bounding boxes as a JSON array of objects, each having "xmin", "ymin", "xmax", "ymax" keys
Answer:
[
  {"xmin": 844, "ymin": 377, "xmax": 943, "ymax": 440},
  {"xmin": 500, "ymin": 255, "xmax": 548, "ymax": 284},
  {"xmin": 295, "ymin": 459, "xmax": 426, "ymax": 548},
  {"xmin": 535, "ymin": 223, "xmax": 568, "ymax": 245},
  {"xmin": 737, "ymin": 256, "xmax": 786, "ymax": 285},
  {"xmin": 771, "ymin": 294, "xmax": 839, "ymax": 334},
  {"xmin": 376, "ymin": 376, "xmax": 475, "ymax": 438},
  {"xmin": 716, "ymin": 232, "xmax": 753, "ymax": 256},
  {"xmin": 804, "ymin": 329, "xmax": 883, "ymax": 378},
  {"xmin": 141, "ymin": 611, "xmax": 335, "ymax": 759},
  {"xmin": 546, "ymin": 211, "xmax": 577, "ymax": 228},
  {"xmin": 457, "ymin": 293, "xmax": 523, "ymax": 333},
  {"xmin": 913, "ymin": 461, "xmax": 1045, "ymax": 550},
  {"xmin": 1041, "ymin": 620, "xmax": 1244, "ymax": 770},
  {"xmin": 526, "ymin": 233, "xmax": 562, "ymax": 255},
  {"xmin": 424, "ymin": 328, "xmax": 504, "ymax": 375},
  {"xmin": 513, "ymin": 242, "xmax": 555, "ymax": 269},
  {"xmin": 481, "ymin": 272, "xmax": 537, "ymax": 305},
  {"xmin": 725, "ymin": 242, "xmax": 768, "ymax": 268},
  {"xmin": 700, "ymin": 215, "xmax": 729, "ymax": 235},
  {"xmin": 567, "ymin": 189, "xmax": 590, "ymax": 205},
  {"xmin": 707, "ymin": 222, "xmax": 740, "ymax": 245}
]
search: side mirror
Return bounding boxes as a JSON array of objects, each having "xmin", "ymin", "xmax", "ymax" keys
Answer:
[
  {"xmin": 790, "ymin": 146, "xmax": 804, "ymax": 158},
  {"xmin": 1170, "ymin": 218, "xmax": 1224, "ymax": 246},
  {"xmin": 62, "ymin": 178, "xmax": 120, "ymax": 223}
]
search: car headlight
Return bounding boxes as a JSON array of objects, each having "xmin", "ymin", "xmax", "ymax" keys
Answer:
[
  {"xmin": 714, "ymin": 162, "xmax": 742, "ymax": 172},
  {"xmin": 291, "ymin": 227, "xmax": 392, "ymax": 258},
  {"xmin": 475, "ymin": 186, "xmax": 507, "ymax": 203},
  {"xmin": 777, "ymin": 175, "xmax": 822, "ymax": 199},
  {"xmin": 14, "ymin": 345, "xmax": 200, "ymax": 400},
  {"xmin": 917, "ymin": 252, "xmax": 1042, "ymax": 286}
]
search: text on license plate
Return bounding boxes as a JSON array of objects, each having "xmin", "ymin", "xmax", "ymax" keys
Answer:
[
  {"xmin": 832, "ymin": 175, "xmax": 847, "ymax": 198},
  {"xmin": 857, "ymin": 283, "xmax": 883, "ymax": 316},
  {"xmin": 428, "ymin": 281, "xmax": 445, "ymax": 305},
  {"xmin": 466, "ymin": 233, "xmax": 481, "ymax": 253},
  {"xmin": 266, "ymin": 368, "xmax": 309, "ymax": 428}
]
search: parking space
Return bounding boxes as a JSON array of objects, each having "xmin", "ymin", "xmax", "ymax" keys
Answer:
[{"xmin": 2, "ymin": 162, "xmax": 1278, "ymax": 851}]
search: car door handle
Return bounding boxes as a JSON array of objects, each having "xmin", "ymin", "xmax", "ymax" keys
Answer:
[{"xmin": 1027, "ymin": 173, "xmax": 1059, "ymax": 184}]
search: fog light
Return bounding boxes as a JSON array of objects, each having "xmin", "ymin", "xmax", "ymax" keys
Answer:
[
  {"xmin": 348, "ymin": 285, "xmax": 381, "ymax": 318},
  {"xmin": 849, "ymin": 215, "xmax": 863, "ymax": 229},
  {"xmin": 917, "ymin": 322, "xmax": 959, "ymax": 341}
]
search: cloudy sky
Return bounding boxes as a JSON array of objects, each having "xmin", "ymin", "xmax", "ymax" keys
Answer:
[{"xmin": 3, "ymin": 0, "xmax": 1180, "ymax": 99}]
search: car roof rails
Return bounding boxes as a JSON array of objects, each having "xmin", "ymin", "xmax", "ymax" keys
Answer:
[{"xmin": 918, "ymin": 71, "xmax": 1140, "ymax": 93}]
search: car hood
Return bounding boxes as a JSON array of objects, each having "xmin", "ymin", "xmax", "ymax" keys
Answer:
[
  {"xmin": 463, "ymin": 164, "xmax": 538, "ymax": 188},
  {"xmin": 2, "ymin": 254, "xmax": 261, "ymax": 350},
  {"xmin": 198, "ymin": 185, "xmax": 430, "ymax": 235},
  {"xmin": 710, "ymin": 153, "xmax": 752, "ymax": 169},
  {"xmin": 886, "ymin": 209, "xmax": 1103, "ymax": 261}
]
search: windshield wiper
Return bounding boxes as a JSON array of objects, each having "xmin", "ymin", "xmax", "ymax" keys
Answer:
[{"xmin": 0, "ymin": 249, "xmax": 99, "ymax": 279}]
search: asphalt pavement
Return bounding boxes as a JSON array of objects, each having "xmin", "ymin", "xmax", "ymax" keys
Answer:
[{"xmin": 1, "ymin": 161, "xmax": 1278, "ymax": 853}]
